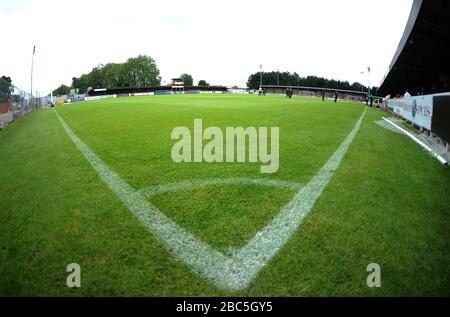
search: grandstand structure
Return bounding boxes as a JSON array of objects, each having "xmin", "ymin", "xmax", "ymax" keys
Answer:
[
  {"xmin": 87, "ymin": 84, "xmax": 228, "ymax": 97},
  {"xmin": 261, "ymin": 85, "xmax": 367, "ymax": 102},
  {"xmin": 379, "ymin": 0, "xmax": 450, "ymax": 96},
  {"xmin": 379, "ymin": 0, "xmax": 450, "ymax": 146}
]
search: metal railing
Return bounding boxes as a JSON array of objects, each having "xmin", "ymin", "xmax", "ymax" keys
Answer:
[{"xmin": 0, "ymin": 77, "xmax": 48, "ymax": 129}]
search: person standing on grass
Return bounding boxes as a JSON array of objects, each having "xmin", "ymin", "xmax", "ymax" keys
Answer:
[
  {"xmin": 322, "ymin": 90, "xmax": 325, "ymax": 101},
  {"xmin": 334, "ymin": 91, "xmax": 338, "ymax": 103},
  {"xmin": 286, "ymin": 88, "xmax": 293, "ymax": 99}
]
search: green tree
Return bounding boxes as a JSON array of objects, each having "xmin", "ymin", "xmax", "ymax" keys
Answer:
[
  {"xmin": 198, "ymin": 80, "xmax": 209, "ymax": 87},
  {"xmin": 0, "ymin": 76, "xmax": 12, "ymax": 101},
  {"xmin": 123, "ymin": 55, "xmax": 161, "ymax": 88},
  {"xmin": 52, "ymin": 84, "xmax": 71, "ymax": 96},
  {"xmin": 88, "ymin": 65, "xmax": 105, "ymax": 89},
  {"xmin": 180, "ymin": 73, "xmax": 193, "ymax": 86},
  {"xmin": 71, "ymin": 74, "xmax": 91, "ymax": 93},
  {"xmin": 71, "ymin": 55, "xmax": 161, "ymax": 91},
  {"xmin": 102, "ymin": 63, "xmax": 126, "ymax": 88},
  {"xmin": 351, "ymin": 82, "xmax": 367, "ymax": 93},
  {"xmin": 247, "ymin": 71, "xmax": 368, "ymax": 92}
]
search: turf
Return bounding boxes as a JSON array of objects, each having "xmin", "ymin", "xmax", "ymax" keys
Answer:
[
  {"xmin": 149, "ymin": 184, "xmax": 295, "ymax": 253},
  {"xmin": 0, "ymin": 94, "xmax": 449, "ymax": 296}
]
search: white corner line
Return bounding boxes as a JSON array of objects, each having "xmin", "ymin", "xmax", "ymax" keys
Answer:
[
  {"xmin": 53, "ymin": 107, "xmax": 367, "ymax": 291},
  {"xmin": 382, "ymin": 117, "xmax": 447, "ymax": 165}
]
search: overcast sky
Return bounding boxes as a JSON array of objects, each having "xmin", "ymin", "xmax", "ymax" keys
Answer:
[{"xmin": 0, "ymin": 0, "xmax": 413, "ymax": 94}]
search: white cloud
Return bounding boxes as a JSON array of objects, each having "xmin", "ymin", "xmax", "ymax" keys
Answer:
[{"xmin": 0, "ymin": 0, "xmax": 413, "ymax": 93}]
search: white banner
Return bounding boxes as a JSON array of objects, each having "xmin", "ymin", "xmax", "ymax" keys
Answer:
[
  {"xmin": 129, "ymin": 92, "xmax": 155, "ymax": 97},
  {"xmin": 387, "ymin": 92, "xmax": 450, "ymax": 131},
  {"xmin": 388, "ymin": 98, "xmax": 405, "ymax": 116},
  {"xmin": 403, "ymin": 95, "xmax": 433, "ymax": 130},
  {"xmin": 388, "ymin": 95, "xmax": 433, "ymax": 130},
  {"xmin": 84, "ymin": 95, "xmax": 117, "ymax": 101}
]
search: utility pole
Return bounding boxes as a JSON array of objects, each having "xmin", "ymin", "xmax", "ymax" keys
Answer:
[
  {"xmin": 259, "ymin": 64, "xmax": 263, "ymax": 90},
  {"xmin": 30, "ymin": 45, "xmax": 36, "ymax": 109},
  {"xmin": 360, "ymin": 71, "xmax": 365, "ymax": 92}
]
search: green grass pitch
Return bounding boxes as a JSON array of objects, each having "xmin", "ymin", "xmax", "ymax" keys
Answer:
[{"xmin": 0, "ymin": 94, "xmax": 449, "ymax": 296}]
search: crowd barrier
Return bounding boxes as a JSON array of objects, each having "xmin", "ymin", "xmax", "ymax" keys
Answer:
[
  {"xmin": 386, "ymin": 92, "xmax": 450, "ymax": 143},
  {"xmin": 0, "ymin": 77, "xmax": 47, "ymax": 129}
]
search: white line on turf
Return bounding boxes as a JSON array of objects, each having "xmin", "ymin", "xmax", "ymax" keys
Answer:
[
  {"xmin": 382, "ymin": 117, "xmax": 447, "ymax": 165},
  {"xmin": 139, "ymin": 177, "xmax": 303, "ymax": 197},
  {"xmin": 53, "ymin": 107, "xmax": 367, "ymax": 291}
]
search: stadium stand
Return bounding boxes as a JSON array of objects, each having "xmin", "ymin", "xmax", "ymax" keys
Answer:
[
  {"xmin": 87, "ymin": 85, "xmax": 228, "ymax": 97},
  {"xmin": 261, "ymin": 85, "xmax": 367, "ymax": 102},
  {"xmin": 379, "ymin": 0, "xmax": 450, "ymax": 145},
  {"xmin": 379, "ymin": 0, "xmax": 450, "ymax": 96}
]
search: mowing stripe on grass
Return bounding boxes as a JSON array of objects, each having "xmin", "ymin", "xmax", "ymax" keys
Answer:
[{"xmin": 53, "ymin": 107, "xmax": 366, "ymax": 291}]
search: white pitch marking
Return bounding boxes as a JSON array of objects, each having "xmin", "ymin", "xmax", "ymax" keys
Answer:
[
  {"xmin": 235, "ymin": 108, "xmax": 367, "ymax": 279},
  {"xmin": 139, "ymin": 177, "xmax": 303, "ymax": 197},
  {"xmin": 53, "ymin": 108, "xmax": 367, "ymax": 291}
]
